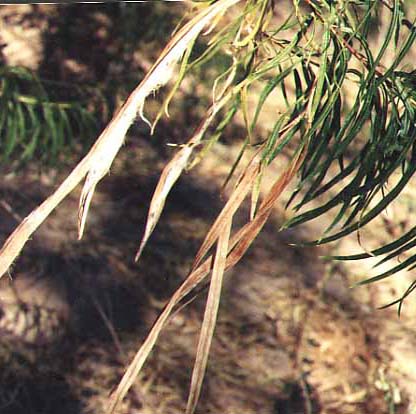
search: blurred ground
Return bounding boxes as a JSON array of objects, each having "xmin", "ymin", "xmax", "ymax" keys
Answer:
[{"xmin": 0, "ymin": 3, "xmax": 416, "ymax": 414}]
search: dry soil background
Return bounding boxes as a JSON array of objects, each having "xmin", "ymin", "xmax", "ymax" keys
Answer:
[{"xmin": 0, "ymin": 4, "xmax": 415, "ymax": 414}]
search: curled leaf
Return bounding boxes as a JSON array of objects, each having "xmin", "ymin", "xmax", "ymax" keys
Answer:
[
  {"xmin": 136, "ymin": 93, "xmax": 231, "ymax": 261},
  {"xmin": 78, "ymin": 0, "xmax": 237, "ymax": 238},
  {"xmin": 135, "ymin": 145, "xmax": 193, "ymax": 260},
  {"xmin": 0, "ymin": 0, "xmax": 242, "ymax": 277}
]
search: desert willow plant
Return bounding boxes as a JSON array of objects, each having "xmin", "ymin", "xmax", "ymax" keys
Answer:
[
  {"xmin": 0, "ymin": 65, "xmax": 96, "ymax": 166},
  {"xmin": 0, "ymin": 0, "xmax": 416, "ymax": 412}
]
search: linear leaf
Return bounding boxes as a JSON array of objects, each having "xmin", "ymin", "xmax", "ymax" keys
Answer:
[{"xmin": 186, "ymin": 216, "xmax": 231, "ymax": 414}]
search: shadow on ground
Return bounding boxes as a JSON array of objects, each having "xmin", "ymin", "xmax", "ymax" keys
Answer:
[
  {"xmin": 0, "ymin": 128, "xmax": 391, "ymax": 414},
  {"xmin": 0, "ymin": 4, "xmax": 413, "ymax": 414}
]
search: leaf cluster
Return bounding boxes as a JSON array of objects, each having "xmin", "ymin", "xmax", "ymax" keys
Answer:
[
  {"xmin": 183, "ymin": 0, "xmax": 416, "ymax": 310},
  {"xmin": 115, "ymin": 2, "xmax": 416, "ymax": 411},
  {"xmin": 0, "ymin": 65, "xmax": 98, "ymax": 167},
  {"xmin": 1, "ymin": 1, "xmax": 416, "ymax": 413}
]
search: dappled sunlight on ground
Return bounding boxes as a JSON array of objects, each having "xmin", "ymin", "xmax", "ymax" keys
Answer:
[{"xmin": 0, "ymin": 3, "xmax": 416, "ymax": 414}]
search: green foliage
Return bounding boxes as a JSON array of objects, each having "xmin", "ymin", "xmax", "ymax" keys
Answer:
[
  {"xmin": 3, "ymin": 1, "xmax": 415, "ymax": 312},
  {"xmin": 182, "ymin": 0, "xmax": 416, "ymax": 308},
  {"xmin": 0, "ymin": 65, "xmax": 97, "ymax": 167}
]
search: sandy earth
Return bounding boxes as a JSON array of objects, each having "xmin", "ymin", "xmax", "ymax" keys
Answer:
[{"xmin": 0, "ymin": 3, "xmax": 415, "ymax": 414}]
